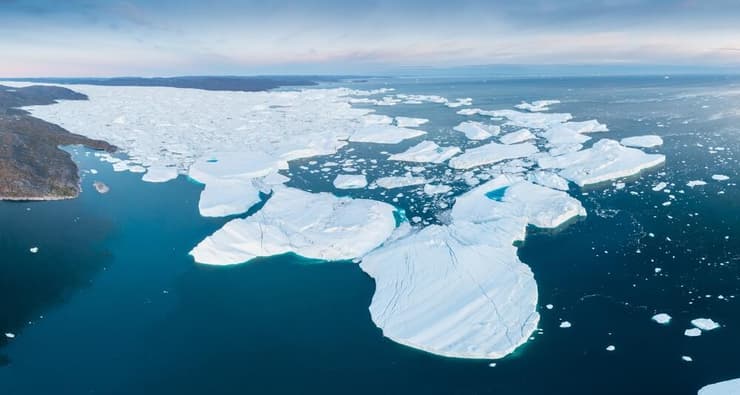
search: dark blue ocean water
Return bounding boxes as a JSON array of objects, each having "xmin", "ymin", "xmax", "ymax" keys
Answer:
[{"xmin": 1, "ymin": 75, "xmax": 738, "ymax": 394}]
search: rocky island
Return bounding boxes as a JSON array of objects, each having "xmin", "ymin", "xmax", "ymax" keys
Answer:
[{"xmin": 0, "ymin": 84, "xmax": 114, "ymax": 200}]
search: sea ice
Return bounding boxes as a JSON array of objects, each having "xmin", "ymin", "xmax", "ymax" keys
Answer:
[
  {"xmin": 687, "ymin": 180, "xmax": 707, "ymax": 188},
  {"xmin": 349, "ymin": 124, "xmax": 426, "ymax": 144},
  {"xmin": 651, "ymin": 313, "xmax": 672, "ymax": 325},
  {"xmin": 499, "ymin": 129, "xmax": 535, "ymax": 145},
  {"xmin": 333, "ymin": 174, "xmax": 368, "ymax": 189},
  {"xmin": 711, "ymin": 174, "xmax": 729, "ymax": 181},
  {"xmin": 375, "ymin": 175, "xmax": 427, "ymax": 189},
  {"xmin": 190, "ymin": 186, "xmax": 397, "ymax": 265},
  {"xmin": 388, "ymin": 141, "xmax": 461, "ymax": 163},
  {"xmin": 4, "ymin": 333, "xmax": 15, "ymax": 338},
  {"xmin": 691, "ymin": 318, "xmax": 720, "ymax": 331},
  {"xmin": 699, "ymin": 378, "xmax": 740, "ymax": 395},
  {"xmin": 526, "ymin": 171, "xmax": 570, "ymax": 191},
  {"xmin": 449, "ymin": 142, "xmax": 538, "ymax": 170},
  {"xmin": 453, "ymin": 121, "xmax": 500, "ymax": 140},
  {"xmin": 515, "ymin": 100, "xmax": 560, "ymax": 112},
  {"xmin": 652, "ymin": 182, "xmax": 668, "ymax": 192},
  {"xmin": 395, "ymin": 116, "xmax": 429, "ymax": 128},
  {"xmin": 29, "ymin": 247, "xmax": 38, "ymax": 254},
  {"xmin": 620, "ymin": 135, "xmax": 664, "ymax": 148},
  {"xmin": 423, "ymin": 184, "xmax": 452, "ymax": 195},
  {"xmin": 560, "ymin": 321, "xmax": 572, "ymax": 328},
  {"xmin": 142, "ymin": 166, "xmax": 179, "ymax": 183},
  {"xmin": 684, "ymin": 328, "xmax": 702, "ymax": 337},
  {"xmin": 537, "ymin": 139, "xmax": 665, "ymax": 186}
]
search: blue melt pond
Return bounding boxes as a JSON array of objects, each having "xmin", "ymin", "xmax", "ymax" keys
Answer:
[
  {"xmin": 485, "ymin": 187, "xmax": 508, "ymax": 201},
  {"xmin": 206, "ymin": 159, "xmax": 219, "ymax": 163}
]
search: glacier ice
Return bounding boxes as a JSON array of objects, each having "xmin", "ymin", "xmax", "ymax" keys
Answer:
[
  {"xmin": 142, "ymin": 166, "xmax": 179, "ymax": 183},
  {"xmin": 333, "ymin": 174, "xmax": 368, "ymax": 189},
  {"xmin": 190, "ymin": 186, "xmax": 397, "ymax": 265},
  {"xmin": 620, "ymin": 135, "xmax": 664, "ymax": 148},
  {"xmin": 388, "ymin": 141, "xmax": 461, "ymax": 164}
]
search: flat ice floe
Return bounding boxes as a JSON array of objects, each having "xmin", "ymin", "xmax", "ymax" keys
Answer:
[
  {"xmin": 620, "ymin": 135, "xmax": 664, "ymax": 148},
  {"xmin": 394, "ymin": 116, "xmax": 429, "ymax": 128},
  {"xmin": 699, "ymin": 378, "xmax": 740, "ymax": 395},
  {"xmin": 453, "ymin": 121, "xmax": 500, "ymax": 140},
  {"xmin": 142, "ymin": 166, "xmax": 179, "ymax": 183},
  {"xmin": 651, "ymin": 313, "xmax": 672, "ymax": 325},
  {"xmin": 499, "ymin": 129, "xmax": 535, "ymax": 145},
  {"xmin": 711, "ymin": 174, "xmax": 730, "ymax": 181},
  {"xmin": 190, "ymin": 186, "xmax": 397, "ymax": 265},
  {"xmin": 449, "ymin": 142, "xmax": 538, "ymax": 170},
  {"xmin": 538, "ymin": 139, "xmax": 666, "ymax": 186},
  {"xmin": 375, "ymin": 175, "xmax": 427, "ymax": 189},
  {"xmin": 515, "ymin": 100, "xmax": 560, "ymax": 112},
  {"xmin": 388, "ymin": 141, "xmax": 461, "ymax": 163},
  {"xmin": 361, "ymin": 175, "xmax": 585, "ymax": 359},
  {"xmin": 349, "ymin": 124, "xmax": 426, "ymax": 144},
  {"xmin": 691, "ymin": 318, "xmax": 720, "ymax": 331},
  {"xmin": 333, "ymin": 174, "xmax": 368, "ymax": 189}
]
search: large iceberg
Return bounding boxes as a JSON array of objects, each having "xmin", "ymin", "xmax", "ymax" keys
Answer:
[
  {"xmin": 699, "ymin": 378, "xmax": 740, "ymax": 395},
  {"xmin": 361, "ymin": 175, "xmax": 585, "ymax": 359},
  {"xmin": 538, "ymin": 139, "xmax": 666, "ymax": 186},
  {"xmin": 388, "ymin": 141, "xmax": 461, "ymax": 163},
  {"xmin": 449, "ymin": 142, "xmax": 539, "ymax": 170},
  {"xmin": 190, "ymin": 186, "xmax": 397, "ymax": 265}
]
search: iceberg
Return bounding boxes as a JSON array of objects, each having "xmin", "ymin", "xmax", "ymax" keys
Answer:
[
  {"xmin": 190, "ymin": 186, "xmax": 397, "ymax": 265},
  {"xmin": 388, "ymin": 141, "xmax": 461, "ymax": 164},
  {"xmin": 699, "ymin": 378, "xmax": 740, "ymax": 395},
  {"xmin": 349, "ymin": 124, "xmax": 426, "ymax": 144},
  {"xmin": 526, "ymin": 171, "xmax": 570, "ymax": 191},
  {"xmin": 691, "ymin": 318, "xmax": 720, "ymax": 331},
  {"xmin": 375, "ymin": 175, "xmax": 427, "ymax": 189},
  {"xmin": 333, "ymin": 174, "xmax": 368, "ymax": 189},
  {"xmin": 395, "ymin": 116, "xmax": 429, "ymax": 128},
  {"xmin": 537, "ymin": 139, "xmax": 665, "ymax": 186},
  {"xmin": 453, "ymin": 121, "xmax": 500, "ymax": 140},
  {"xmin": 499, "ymin": 129, "xmax": 535, "ymax": 145},
  {"xmin": 620, "ymin": 135, "xmax": 664, "ymax": 148},
  {"xmin": 684, "ymin": 328, "xmax": 702, "ymax": 337},
  {"xmin": 449, "ymin": 142, "xmax": 539, "ymax": 170}
]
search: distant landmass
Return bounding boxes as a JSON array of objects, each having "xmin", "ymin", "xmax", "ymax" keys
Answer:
[{"xmin": 0, "ymin": 85, "xmax": 114, "ymax": 200}]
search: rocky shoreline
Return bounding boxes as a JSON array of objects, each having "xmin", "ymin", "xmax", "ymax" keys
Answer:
[{"xmin": 0, "ymin": 84, "xmax": 115, "ymax": 201}]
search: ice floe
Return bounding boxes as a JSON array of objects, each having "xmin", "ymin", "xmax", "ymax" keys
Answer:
[
  {"xmin": 388, "ymin": 141, "xmax": 461, "ymax": 163},
  {"xmin": 449, "ymin": 142, "xmax": 538, "ymax": 170},
  {"xmin": 499, "ymin": 129, "xmax": 535, "ymax": 145},
  {"xmin": 515, "ymin": 100, "xmax": 560, "ymax": 112},
  {"xmin": 684, "ymin": 328, "xmax": 702, "ymax": 337},
  {"xmin": 538, "ymin": 139, "xmax": 665, "ymax": 186},
  {"xmin": 691, "ymin": 318, "xmax": 720, "ymax": 331},
  {"xmin": 375, "ymin": 175, "xmax": 427, "ymax": 189},
  {"xmin": 699, "ymin": 378, "xmax": 740, "ymax": 395},
  {"xmin": 190, "ymin": 186, "xmax": 397, "ymax": 265},
  {"xmin": 349, "ymin": 124, "xmax": 426, "ymax": 144},
  {"xmin": 651, "ymin": 313, "xmax": 672, "ymax": 325},
  {"xmin": 620, "ymin": 135, "xmax": 664, "ymax": 148},
  {"xmin": 526, "ymin": 171, "xmax": 570, "ymax": 191},
  {"xmin": 333, "ymin": 174, "xmax": 368, "ymax": 189},
  {"xmin": 453, "ymin": 121, "xmax": 500, "ymax": 140},
  {"xmin": 687, "ymin": 180, "xmax": 707, "ymax": 188},
  {"xmin": 142, "ymin": 166, "xmax": 179, "ymax": 183},
  {"xmin": 711, "ymin": 174, "xmax": 729, "ymax": 181},
  {"xmin": 394, "ymin": 116, "xmax": 428, "ymax": 128},
  {"xmin": 423, "ymin": 184, "xmax": 452, "ymax": 195}
]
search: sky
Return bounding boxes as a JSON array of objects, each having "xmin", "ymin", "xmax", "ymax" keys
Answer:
[{"xmin": 2, "ymin": 0, "xmax": 740, "ymax": 77}]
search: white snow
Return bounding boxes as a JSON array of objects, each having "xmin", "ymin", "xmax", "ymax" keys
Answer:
[
  {"xmin": 395, "ymin": 116, "xmax": 429, "ymax": 128},
  {"xmin": 691, "ymin": 318, "xmax": 720, "ymax": 331},
  {"xmin": 699, "ymin": 378, "xmax": 740, "ymax": 395},
  {"xmin": 190, "ymin": 186, "xmax": 397, "ymax": 265},
  {"xmin": 142, "ymin": 166, "xmax": 179, "ymax": 183},
  {"xmin": 333, "ymin": 174, "xmax": 368, "ymax": 189},
  {"xmin": 499, "ymin": 129, "xmax": 535, "ymax": 145},
  {"xmin": 620, "ymin": 135, "xmax": 664, "ymax": 148},
  {"xmin": 651, "ymin": 313, "xmax": 672, "ymax": 325},
  {"xmin": 687, "ymin": 180, "xmax": 707, "ymax": 188},
  {"xmin": 388, "ymin": 141, "xmax": 461, "ymax": 163},
  {"xmin": 538, "ymin": 139, "xmax": 666, "ymax": 186},
  {"xmin": 349, "ymin": 124, "xmax": 426, "ymax": 144},
  {"xmin": 449, "ymin": 142, "xmax": 538, "ymax": 170},
  {"xmin": 453, "ymin": 121, "xmax": 500, "ymax": 140},
  {"xmin": 711, "ymin": 174, "xmax": 730, "ymax": 181},
  {"xmin": 375, "ymin": 175, "xmax": 427, "ymax": 189}
]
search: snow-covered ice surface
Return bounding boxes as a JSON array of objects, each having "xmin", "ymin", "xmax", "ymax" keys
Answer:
[
  {"xmin": 620, "ymin": 135, "xmax": 664, "ymax": 148},
  {"xmin": 190, "ymin": 186, "xmax": 397, "ymax": 265},
  {"xmin": 4, "ymin": 80, "xmax": 676, "ymax": 363},
  {"xmin": 699, "ymin": 378, "xmax": 740, "ymax": 395}
]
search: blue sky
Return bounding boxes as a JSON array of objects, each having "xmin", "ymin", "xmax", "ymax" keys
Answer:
[{"xmin": 2, "ymin": 0, "xmax": 740, "ymax": 76}]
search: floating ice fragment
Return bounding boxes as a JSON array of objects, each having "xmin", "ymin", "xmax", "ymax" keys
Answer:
[
  {"xmin": 29, "ymin": 247, "xmax": 38, "ymax": 254},
  {"xmin": 560, "ymin": 321, "xmax": 572, "ymax": 328},
  {"xmin": 500, "ymin": 129, "xmax": 535, "ymax": 145},
  {"xmin": 682, "ymin": 356, "xmax": 693, "ymax": 362},
  {"xmin": 388, "ymin": 141, "xmax": 461, "ymax": 163},
  {"xmin": 526, "ymin": 171, "xmax": 569, "ymax": 191},
  {"xmin": 449, "ymin": 142, "xmax": 538, "ymax": 170},
  {"xmin": 651, "ymin": 313, "xmax": 672, "ymax": 325},
  {"xmin": 711, "ymin": 174, "xmax": 729, "ymax": 181},
  {"xmin": 515, "ymin": 100, "xmax": 560, "ymax": 112},
  {"xmin": 4, "ymin": 333, "xmax": 15, "ymax": 338},
  {"xmin": 395, "ymin": 116, "xmax": 429, "ymax": 128},
  {"xmin": 699, "ymin": 378, "xmax": 740, "ymax": 395},
  {"xmin": 620, "ymin": 135, "xmax": 664, "ymax": 148},
  {"xmin": 691, "ymin": 318, "xmax": 720, "ymax": 331},
  {"xmin": 423, "ymin": 184, "xmax": 452, "ymax": 195},
  {"xmin": 142, "ymin": 166, "xmax": 179, "ymax": 183},
  {"xmin": 349, "ymin": 124, "xmax": 426, "ymax": 144},
  {"xmin": 333, "ymin": 174, "xmax": 368, "ymax": 189},
  {"xmin": 453, "ymin": 121, "xmax": 500, "ymax": 140},
  {"xmin": 375, "ymin": 175, "xmax": 427, "ymax": 189},
  {"xmin": 652, "ymin": 182, "xmax": 668, "ymax": 192},
  {"xmin": 684, "ymin": 328, "xmax": 702, "ymax": 337},
  {"xmin": 606, "ymin": 345, "xmax": 615, "ymax": 351},
  {"xmin": 687, "ymin": 180, "xmax": 707, "ymax": 188}
]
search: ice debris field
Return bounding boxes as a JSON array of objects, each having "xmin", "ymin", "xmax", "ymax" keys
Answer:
[{"xmin": 10, "ymin": 79, "xmax": 725, "ymax": 363}]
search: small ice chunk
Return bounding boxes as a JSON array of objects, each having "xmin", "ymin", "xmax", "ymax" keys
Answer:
[
  {"xmin": 453, "ymin": 121, "xmax": 500, "ymax": 140},
  {"xmin": 687, "ymin": 180, "xmax": 707, "ymax": 188},
  {"xmin": 423, "ymin": 184, "xmax": 452, "ymax": 195},
  {"xmin": 29, "ymin": 247, "xmax": 38, "ymax": 254},
  {"xmin": 4, "ymin": 333, "xmax": 15, "ymax": 338},
  {"xmin": 605, "ymin": 345, "xmax": 615, "ymax": 351},
  {"xmin": 684, "ymin": 328, "xmax": 702, "ymax": 337},
  {"xmin": 499, "ymin": 129, "xmax": 535, "ymax": 145},
  {"xmin": 515, "ymin": 100, "xmax": 560, "ymax": 112},
  {"xmin": 333, "ymin": 174, "xmax": 368, "ymax": 189},
  {"xmin": 395, "ymin": 116, "xmax": 429, "ymax": 128},
  {"xmin": 682, "ymin": 356, "xmax": 693, "ymax": 362},
  {"xmin": 691, "ymin": 318, "xmax": 720, "ymax": 331},
  {"xmin": 389, "ymin": 141, "xmax": 461, "ymax": 163},
  {"xmin": 560, "ymin": 321, "xmax": 572, "ymax": 328},
  {"xmin": 651, "ymin": 313, "xmax": 672, "ymax": 325},
  {"xmin": 545, "ymin": 304, "xmax": 554, "ymax": 310},
  {"xmin": 620, "ymin": 135, "xmax": 664, "ymax": 148},
  {"xmin": 652, "ymin": 182, "xmax": 668, "ymax": 192},
  {"xmin": 711, "ymin": 174, "xmax": 730, "ymax": 181}
]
